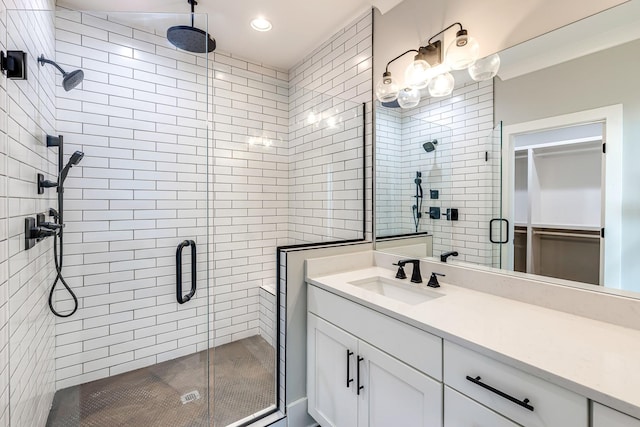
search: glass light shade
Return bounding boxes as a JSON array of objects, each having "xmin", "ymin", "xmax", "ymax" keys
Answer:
[
  {"xmin": 375, "ymin": 73, "xmax": 400, "ymax": 103},
  {"xmin": 428, "ymin": 72, "xmax": 454, "ymax": 97},
  {"xmin": 397, "ymin": 87, "xmax": 421, "ymax": 108},
  {"xmin": 446, "ymin": 34, "xmax": 480, "ymax": 70},
  {"xmin": 468, "ymin": 53, "xmax": 501, "ymax": 81},
  {"xmin": 404, "ymin": 59, "xmax": 431, "ymax": 89}
]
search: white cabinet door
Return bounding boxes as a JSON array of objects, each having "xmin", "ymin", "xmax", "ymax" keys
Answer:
[
  {"xmin": 357, "ymin": 340, "xmax": 442, "ymax": 427},
  {"xmin": 444, "ymin": 386, "xmax": 519, "ymax": 427},
  {"xmin": 593, "ymin": 403, "xmax": 640, "ymax": 427},
  {"xmin": 307, "ymin": 314, "xmax": 358, "ymax": 427}
]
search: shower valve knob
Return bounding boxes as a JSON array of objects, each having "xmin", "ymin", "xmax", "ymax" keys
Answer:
[{"xmin": 37, "ymin": 173, "xmax": 58, "ymax": 194}]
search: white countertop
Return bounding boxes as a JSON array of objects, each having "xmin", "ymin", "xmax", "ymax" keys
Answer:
[{"xmin": 306, "ymin": 265, "xmax": 640, "ymax": 419}]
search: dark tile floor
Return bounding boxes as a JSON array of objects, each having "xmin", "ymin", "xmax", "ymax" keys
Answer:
[{"xmin": 46, "ymin": 336, "xmax": 275, "ymax": 427}]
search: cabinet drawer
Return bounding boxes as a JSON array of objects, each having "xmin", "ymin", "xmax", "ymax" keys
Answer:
[
  {"xmin": 308, "ymin": 285, "xmax": 442, "ymax": 381},
  {"xmin": 445, "ymin": 386, "xmax": 520, "ymax": 427},
  {"xmin": 593, "ymin": 403, "xmax": 640, "ymax": 427},
  {"xmin": 444, "ymin": 341, "xmax": 587, "ymax": 427}
]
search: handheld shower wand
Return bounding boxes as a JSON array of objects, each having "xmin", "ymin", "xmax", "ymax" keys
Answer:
[{"xmin": 412, "ymin": 171, "xmax": 423, "ymax": 232}]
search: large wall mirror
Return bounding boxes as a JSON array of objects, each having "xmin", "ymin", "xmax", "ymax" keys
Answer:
[{"xmin": 374, "ymin": 0, "xmax": 640, "ymax": 295}]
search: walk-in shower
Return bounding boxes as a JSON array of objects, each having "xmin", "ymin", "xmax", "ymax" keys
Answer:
[{"xmin": 5, "ymin": 5, "xmax": 368, "ymax": 427}]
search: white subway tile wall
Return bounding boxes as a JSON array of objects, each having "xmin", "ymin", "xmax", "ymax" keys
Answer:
[
  {"xmin": 287, "ymin": 11, "xmax": 373, "ymax": 243},
  {"xmin": 54, "ymin": 10, "xmax": 211, "ymax": 389},
  {"xmin": 375, "ymin": 80, "xmax": 496, "ymax": 265},
  {"xmin": 258, "ymin": 285, "xmax": 276, "ymax": 348},
  {"xmin": 2, "ymin": 4, "xmax": 58, "ymax": 427}
]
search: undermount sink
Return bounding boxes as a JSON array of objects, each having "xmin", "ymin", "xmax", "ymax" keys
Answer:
[{"xmin": 347, "ymin": 276, "xmax": 443, "ymax": 305}]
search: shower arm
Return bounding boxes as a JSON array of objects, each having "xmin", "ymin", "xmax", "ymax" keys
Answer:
[
  {"xmin": 189, "ymin": 0, "xmax": 196, "ymax": 28},
  {"xmin": 38, "ymin": 56, "xmax": 67, "ymax": 75}
]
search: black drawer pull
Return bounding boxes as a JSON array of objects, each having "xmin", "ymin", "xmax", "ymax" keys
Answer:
[
  {"xmin": 357, "ymin": 356, "xmax": 364, "ymax": 395},
  {"xmin": 466, "ymin": 375, "xmax": 534, "ymax": 411},
  {"xmin": 346, "ymin": 350, "xmax": 354, "ymax": 388}
]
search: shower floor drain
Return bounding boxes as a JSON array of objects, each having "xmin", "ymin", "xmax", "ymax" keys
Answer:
[{"xmin": 180, "ymin": 390, "xmax": 201, "ymax": 404}]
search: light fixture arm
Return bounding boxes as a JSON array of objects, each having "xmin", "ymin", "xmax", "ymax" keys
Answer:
[
  {"xmin": 384, "ymin": 49, "xmax": 419, "ymax": 73},
  {"xmin": 427, "ymin": 22, "xmax": 464, "ymax": 46}
]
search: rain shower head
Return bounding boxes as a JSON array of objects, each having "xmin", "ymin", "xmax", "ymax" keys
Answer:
[
  {"xmin": 59, "ymin": 151, "xmax": 84, "ymax": 186},
  {"xmin": 167, "ymin": 0, "xmax": 216, "ymax": 53},
  {"xmin": 423, "ymin": 139, "xmax": 438, "ymax": 153},
  {"xmin": 37, "ymin": 55, "xmax": 84, "ymax": 91}
]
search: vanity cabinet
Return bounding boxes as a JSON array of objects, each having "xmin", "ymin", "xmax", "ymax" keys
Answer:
[
  {"xmin": 593, "ymin": 403, "xmax": 640, "ymax": 427},
  {"xmin": 444, "ymin": 386, "xmax": 519, "ymax": 427},
  {"xmin": 444, "ymin": 341, "xmax": 588, "ymax": 427},
  {"xmin": 307, "ymin": 314, "xmax": 442, "ymax": 427},
  {"xmin": 307, "ymin": 286, "xmax": 443, "ymax": 427}
]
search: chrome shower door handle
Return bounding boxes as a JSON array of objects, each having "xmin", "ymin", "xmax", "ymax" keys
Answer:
[{"xmin": 176, "ymin": 240, "xmax": 197, "ymax": 304}]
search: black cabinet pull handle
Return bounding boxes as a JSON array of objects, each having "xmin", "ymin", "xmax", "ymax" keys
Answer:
[
  {"xmin": 466, "ymin": 375, "xmax": 534, "ymax": 411},
  {"xmin": 357, "ymin": 356, "xmax": 364, "ymax": 395},
  {"xmin": 176, "ymin": 240, "xmax": 197, "ymax": 304},
  {"xmin": 346, "ymin": 350, "xmax": 354, "ymax": 388}
]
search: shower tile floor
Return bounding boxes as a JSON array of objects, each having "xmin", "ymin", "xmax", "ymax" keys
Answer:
[{"xmin": 46, "ymin": 335, "xmax": 276, "ymax": 427}]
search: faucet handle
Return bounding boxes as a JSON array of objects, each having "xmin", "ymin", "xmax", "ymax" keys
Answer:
[
  {"xmin": 393, "ymin": 263, "xmax": 407, "ymax": 279},
  {"xmin": 427, "ymin": 272, "xmax": 445, "ymax": 288}
]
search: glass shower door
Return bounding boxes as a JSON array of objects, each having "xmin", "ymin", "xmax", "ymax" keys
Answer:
[
  {"xmin": 487, "ymin": 121, "xmax": 505, "ymax": 269},
  {"xmin": 5, "ymin": 9, "xmax": 212, "ymax": 427}
]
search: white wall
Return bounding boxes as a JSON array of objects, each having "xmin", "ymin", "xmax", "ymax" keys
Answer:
[{"xmin": 1, "ymin": 3, "xmax": 58, "ymax": 427}]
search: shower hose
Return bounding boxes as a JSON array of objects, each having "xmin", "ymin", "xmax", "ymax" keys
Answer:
[{"xmin": 48, "ymin": 228, "xmax": 78, "ymax": 317}]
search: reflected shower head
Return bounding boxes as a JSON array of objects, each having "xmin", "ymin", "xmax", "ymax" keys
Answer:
[
  {"xmin": 167, "ymin": 0, "xmax": 216, "ymax": 53},
  {"xmin": 38, "ymin": 55, "xmax": 84, "ymax": 91},
  {"xmin": 423, "ymin": 139, "xmax": 438, "ymax": 153},
  {"xmin": 59, "ymin": 151, "xmax": 84, "ymax": 186}
]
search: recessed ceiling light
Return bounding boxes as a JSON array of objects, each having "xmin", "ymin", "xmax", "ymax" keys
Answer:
[{"xmin": 250, "ymin": 17, "xmax": 272, "ymax": 32}]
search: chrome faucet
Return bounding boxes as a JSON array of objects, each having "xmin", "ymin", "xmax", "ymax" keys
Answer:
[{"xmin": 395, "ymin": 259, "xmax": 422, "ymax": 283}]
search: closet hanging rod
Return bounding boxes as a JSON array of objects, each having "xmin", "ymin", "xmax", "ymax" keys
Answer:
[{"xmin": 533, "ymin": 230, "xmax": 600, "ymax": 239}]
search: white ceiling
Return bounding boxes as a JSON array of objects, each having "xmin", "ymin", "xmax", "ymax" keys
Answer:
[{"xmin": 56, "ymin": 0, "xmax": 402, "ymax": 70}]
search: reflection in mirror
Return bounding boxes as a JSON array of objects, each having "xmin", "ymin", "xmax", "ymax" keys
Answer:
[
  {"xmin": 375, "ymin": 80, "xmax": 501, "ymax": 267},
  {"xmin": 375, "ymin": 0, "xmax": 640, "ymax": 295}
]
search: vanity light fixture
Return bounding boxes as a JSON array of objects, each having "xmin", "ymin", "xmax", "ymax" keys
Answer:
[
  {"xmin": 376, "ymin": 22, "xmax": 500, "ymax": 106},
  {"xmin": 250, "ymin": 17, "xmax": 272, "ymax": 32}
]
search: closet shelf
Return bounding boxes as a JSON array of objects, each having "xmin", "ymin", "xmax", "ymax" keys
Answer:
[{"xmin": 530, "ymin": 223, "xmax": 600, "ymax": 232}]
